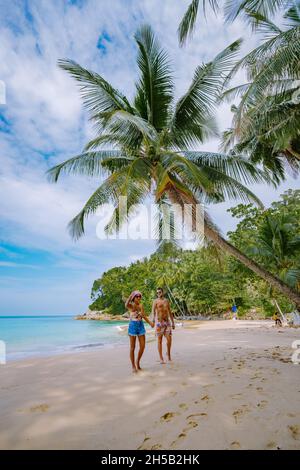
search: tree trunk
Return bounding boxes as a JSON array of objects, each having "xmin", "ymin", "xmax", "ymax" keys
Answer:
[
  {"xmin": 273, "ymin": 298, "xmax": 287, "ymax": 324},
  {"xmin": 204, "ymin": 221, "xmax": 300, "ymax": 309}
]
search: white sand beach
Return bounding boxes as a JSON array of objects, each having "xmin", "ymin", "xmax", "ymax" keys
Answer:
[{"xmin": 1, "ymin": 320, "xmax": 300, "ymax": 450}]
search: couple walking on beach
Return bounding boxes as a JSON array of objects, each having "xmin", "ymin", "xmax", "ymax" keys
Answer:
[{"xmin": 125, "ymin": 288, "xmax": 175, "ymax": 373}]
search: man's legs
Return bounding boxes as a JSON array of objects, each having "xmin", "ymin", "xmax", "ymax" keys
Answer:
[
  {"xmin": 166, "ymin": 333, "xmax": 172, "ymax": 361},
  {"xmin": 157, "ymin": 335, "xmax": 165, "ymax": 363}
]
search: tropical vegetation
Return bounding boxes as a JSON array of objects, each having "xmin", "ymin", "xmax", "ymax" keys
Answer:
[
  {"xmin": 90, "ymin": 190, "xmax": 299, "ymax": 317},
  {"xmin": 180, "ymin": 1, "xmax": 300, "ymax": 176},
  {"xmin": 48, "ymin": 23, "xmax": 300, "ymax": 307}
]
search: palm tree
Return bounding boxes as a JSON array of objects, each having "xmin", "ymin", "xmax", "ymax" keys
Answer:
[
  {"xmin": 220, "ymin": 5, "xmax": 300, "ymax": 170},
  {"xmin": 48, "ymin": 25, "xmax": 300, "ymax": 308},
  {"xmin": 178, "ymin": 0, "xmax": 294, "ymax": 45},
  {"xmin": 248, "ymin": 213, "xmax": 300, "ymax": 289},
  {"xmin": 180, "ymin": 1, "xmax": 300, "ymax": 173}
]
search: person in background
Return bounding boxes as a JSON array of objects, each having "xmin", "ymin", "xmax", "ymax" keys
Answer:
[
  {"xmin": 273, "ymin": 313, "xmax": 282, "ymax": 327},
  {"xmin": 231, "ymin": 304, "xmax": 238, "ymax": 320}
]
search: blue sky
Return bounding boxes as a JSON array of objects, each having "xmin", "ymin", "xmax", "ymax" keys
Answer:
[{"xmin": 0, "ymin": 0, "xmax": 299, "ymax": 315}]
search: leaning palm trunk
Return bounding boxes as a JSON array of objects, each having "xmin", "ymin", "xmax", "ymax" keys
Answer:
[
  {"xmin": 204, "ymin": 221, "xmax": 300, "ymax": 309},
  {"xmin": 166, "ymin": 188, "xmax": 300, "ymax": 309},
  {"xmin": 49, "ymin": 25, "xmax": 300, "ymax": 310}
]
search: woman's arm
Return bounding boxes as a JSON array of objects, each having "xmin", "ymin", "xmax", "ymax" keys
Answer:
[
  {"xmin": 125, "ymin": 295, "xmax": 133, "ymax": 310},
  {"xmin": 141, "ymin": 305, "xmax": 154, "ymax": 327}
]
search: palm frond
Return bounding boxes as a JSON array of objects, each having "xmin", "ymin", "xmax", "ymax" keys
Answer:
[
  {"xmin": 68, "ymin": 169, "xmax": 128, "ymax": 239},
  {"xmin": 240, "ymin": 10, "xmax": 283, "ymax": 39},
  {"xmin": 224, "ymin": 0, "xmax": 289, "ymax": 23},
  {"xmin": 47, "ymin": 150, "xmax": 126, "ymax": 182},
  {"xmin": 171, "ymin": 39, "xmax": 242, "ymax": 148},
  {"xmin": 178, "ymin": 0, "xmax": 219, "ymax": 46},
  {"xmin": 134, "ymin": 24, "xmax": 174, "ymax": 129},
  {"xmin": 58, "ymin": 59, "xmax": 133, "ymax": 118},
  {"xmin": 106, "ymin": 110, "xmax": 158, "ymax": 142},
  {"xmin": 284, "ymin": 3, "xmax": 300, "ymax": 26},
  {"xmin": 182, "ymin": 151, "xmax": 273, "ymax": 186}
]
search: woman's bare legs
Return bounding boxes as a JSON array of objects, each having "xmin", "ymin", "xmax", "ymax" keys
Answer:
[
  {"xmin": 136, "ymin": 335, "xmax": 145, "ymax": 370},
  {"xmin": 129, "ymin": 335, "xmax": 137, "ymax": 373}
]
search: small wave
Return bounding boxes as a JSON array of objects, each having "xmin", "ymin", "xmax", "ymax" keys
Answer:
[
  {"xmin": 116, "ymin": 325, "xmax": 127, "ymax": 331},
  {"xmin": 72, "ymin": 342, "xmax": 104, "ymax": 350}
]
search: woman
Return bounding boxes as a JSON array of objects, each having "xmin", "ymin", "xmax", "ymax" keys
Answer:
[{"xmin": 125, "ymin": 291, "xmax": 153, "ymax": 373}]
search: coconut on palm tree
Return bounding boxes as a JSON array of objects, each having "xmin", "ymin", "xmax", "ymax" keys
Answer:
[{"xmin": 48, "ymin": 24, "xmax": 300, "ymax": 307}]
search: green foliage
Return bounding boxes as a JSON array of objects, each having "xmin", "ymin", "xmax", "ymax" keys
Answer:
[
  {"xmin": 48, "ymin": 25, "xmax": 270, "ymax": 241},
  {"xmin": 227, "ymin": 189, "xmax": 300, "ymax": 309},
  {"xmin": 90, "ymin": 190, "xmax": 300, "ymax": 317},
  {"xmin": 49, "ymin": 23, "xmax": 300, "ymax": 306},
  {"xmin": 89, "ymin": 244, "xmax": 243, "ymax": 316}
]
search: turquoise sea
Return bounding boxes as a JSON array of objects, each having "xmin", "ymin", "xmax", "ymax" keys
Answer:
[{"xmin": 0, "ymin": 315, "xmax": 129, "ymax": 361}]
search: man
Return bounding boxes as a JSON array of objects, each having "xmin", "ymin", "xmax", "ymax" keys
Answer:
[{"xmin": 151, "ymin": 287, "xmax": 175, "ymax": 363}]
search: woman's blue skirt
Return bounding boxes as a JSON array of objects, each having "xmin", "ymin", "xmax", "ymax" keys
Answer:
[{"xmin": 128, "ymin": 320, "xmax": 146, "ymax": 336}]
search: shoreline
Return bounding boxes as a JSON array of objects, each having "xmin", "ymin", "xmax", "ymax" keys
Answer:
[
  {"xmin": 4, "ymin": 319, "xmax": 273, "ymax": 363},
  {"xmin": 1, "ymin": 320, "xmax": 300, "ymax": 450}
]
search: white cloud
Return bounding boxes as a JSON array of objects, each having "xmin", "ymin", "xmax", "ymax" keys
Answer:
[{"xmin": 0, "ymin": 0, "xmax": 298, "ymax": 314}]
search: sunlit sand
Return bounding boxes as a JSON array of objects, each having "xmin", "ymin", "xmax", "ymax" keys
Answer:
[{"xmin": 1, "ymin": 320, "xmax": 300, "ymax": 450}]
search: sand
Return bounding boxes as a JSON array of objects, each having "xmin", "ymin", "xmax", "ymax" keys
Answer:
[{"xmin": 0, "ymin": 320, "xmax": 300, "ymax": 450}]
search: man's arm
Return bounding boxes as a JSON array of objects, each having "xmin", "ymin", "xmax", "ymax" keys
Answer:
[
  {"xmin": 167, "ymin": 301, "xmax": 175, "ymax": 329},
  {"xmin": 150, "ymin": 300, "xmax": 157, "ymax": 323},
  {"xmin": 141, "ymin": 305, "xmax": 154, "ymax": 327}
]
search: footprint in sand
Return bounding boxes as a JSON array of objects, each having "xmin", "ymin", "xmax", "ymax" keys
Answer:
[
  {"xmin": 288, "ymin": 425, "xmax": 300, "ymax": 440},
  {"xmin": 200, "ymin": 394, "xmax": 211, "ymax": 403},
  {"xmin": 171, "ymin": 422, "xmax": 199, "ymax": 448},
  {"xmin": 137, "ymin": 437, "xmax": 150, "ymax": 450},
  {"xmin": 266, "ymin": 441, "xmax": 277, "ymax": 449},
  {"xmin": 179, "ymin": 403, "xmax": 188, "ymax": 410},
  {"xmin": 230, "ymin": 441, "xmax": 241, "ymax": 449},
  {"xmin": 186, "ymin": 413, "xmax": 207, "ymax": 420},
  {"xmin": 160, "ymin": 412, "xmax": 178, "ymax": 423},
  {"xmin": 183, "ymin": 421, "xmax": 198, "ymax": 432},
  {"xmin": 232, "ymin": 405, "xmax": 250, "ymax": 423},
  {"xmin": 151, "ymin": 444, "xmax": 162, "ymax": 450},
  {"xmin": 250, "ymin": 374, "xmax": 261, "ymax": 380},
  {"xmin": 279, "ymin": 357, "xmax": 291, "ymax": 364},
  {"xmin": 256, "ymin": 400, "xmax": 268, "ymax": 409},
  {"xmin": 29, "ymin": 404, "xmax": 49, "ymax": 413},
  {"xmin": 230, "ymin": 393, "xmax": 243, "ymax": 400},
  {"xmin": 171, "ymin": 433, "xmax": 186, "ymax": 448}
]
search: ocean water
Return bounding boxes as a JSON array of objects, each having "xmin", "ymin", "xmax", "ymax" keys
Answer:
[{"xmin": 0, "ymin": 315, "xmax": 130, "ymax": 361}]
